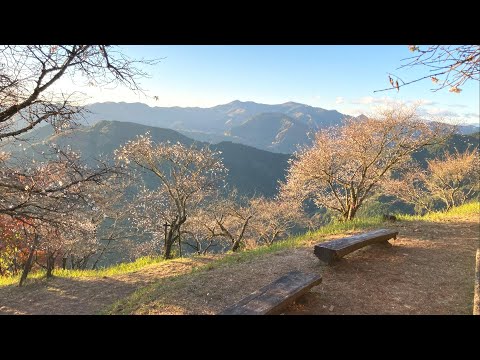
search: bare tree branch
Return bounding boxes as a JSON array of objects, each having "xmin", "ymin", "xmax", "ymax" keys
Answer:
[{"xmin": 375, "ymin": 45, "xmax": 479, "ymax": 93}]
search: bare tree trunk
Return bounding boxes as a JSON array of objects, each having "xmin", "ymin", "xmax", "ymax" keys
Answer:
[
  {"xmin": 164, "ymin": 225, "xmax": 178, "ymax": 259},
  {"xmin": 46, "ymin": 251, "xmax": 55, "ymax": 278},
  {"xmin": 62, "ymin": 256, "xmax": 67, "ymax": 270},
  {"xmin": 450, "ymin": 192, "xmax": 457, "ymax": 209},
  {"xmin": 164, "ymin": 238, "xmax": 174, "ymax": 259},
  {"xmin": 92, "ymin": 240, "xmax": 111, "ymax": 270},
  {"xmin": 342, "ymin": 206, "xmax": 358, "ymax": 221},
  {"xmin": 231, "ymin": 239, "xmax": 242, "ymax": 252},
  {"xmin": 79, "ymin": 255, "xmax": 91, "ymax": 270},
  {"xmin": 202, "ymin": 239, "xmax": 215, "ymax": 255},
  {"xmin": 228, "ymin": 215, "xmax": 252, "ymax": 252},
  {"xmin": 19, "ymin": 234, "xmax": 39, "ymax": 287},
  {"xmin": 12, "ymin": 257, "xmax": 18, "ymax": 274},
  {"xmin": 349, "ymin": 206, "xmax": 357, "ymax": 221},
  {"xmin": 164, "ymin": 217, "xmax": 186, "ymax": 259},
  {"xmin": 178, "ymin": 229, "xmax": 182, "ymax": 258}
]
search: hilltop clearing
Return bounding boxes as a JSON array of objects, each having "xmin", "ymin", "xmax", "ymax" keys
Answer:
[{"xmin": 1, "ymin": 203, "xmax": 478, "ymax": 315}]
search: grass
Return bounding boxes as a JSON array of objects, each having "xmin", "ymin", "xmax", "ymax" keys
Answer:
[
  {"xmin": 104, "ymin": 257, "xmax": 225, "ymax": 315},
  {"xmin": 0, "ymin": 215, "xmax": 387, "ymax": 291},
  {"xmin": 398, "ymin": 200, "xmax": 480, "ymax": 222},
  {"xmin": 0, "ymin": 271, "xmax": 46, "ymax": 287},
  {"xmin": 212, "ymin": 216, "xmax": 385, "ymax": 266},
  {"xmin": 0, "ymin": 255, "xmax": 165, "ymax": 287},
  {"xmin": 54, "ymin": 255, "xmax": 166, "ymax": 278}
]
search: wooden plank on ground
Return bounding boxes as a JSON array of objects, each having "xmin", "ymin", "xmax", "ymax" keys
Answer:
[
  {"xmin": 219, "ymin": 271, "xmax": 322, "ymax": 315},
  {"xmin": 314, "ymin": 229, "xmax": 398, "ymax": 264}
]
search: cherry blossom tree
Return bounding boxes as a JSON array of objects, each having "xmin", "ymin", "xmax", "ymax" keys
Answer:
[
  {"xmin": 182, "ymin": 190, "xmax": 307, "ymax": 252},
  {"xmin": 191, "ymin": 189, "xmax": 255, "ymax": 252},
  {"xmin": 82, "ymin": 171, "xmax": 144, "ymax": 269},
  {"xmin": 426, "ymin": 148, "xmax": 479, "ymax": 210},
  {"xmin": 249, "ymin": 196, "xmax": 306, "ymax": 246},
  {"xmin": 0, "ymin": 215, "xmax": 27, "ymax": 276},
  {"xmin": 281, "ymin": 106, "xmax": 452, "ymax": 220},
  {"xmin": 0, "ymin": 45, "xmax": 156, "ymax": 284},
  {"xmin": 180, "ymin": 207, "xmax": 222, "ymax": 255},
  {"xmin": 384, "ymin": 148, "xmax": 479, "ymax": 213},
  {"xmin": 0, "ymin": 148, "xmax": 116, "ymax": 284},
  {"xmin": 381, "ymin": 163, "xmax": 435, "ymax": 215},
  {"xmin": 115, "ymin": 135, "xmax": 227, "ymax": 259}
]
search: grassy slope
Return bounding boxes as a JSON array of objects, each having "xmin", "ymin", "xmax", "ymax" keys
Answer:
[
  {"xmin": 0, "ymin": 256, "xmax": 166, "ymax": 287},
  {"xmin": 399, "ymin": 201, "xmax": 480, "ymax": 221},
  {"xmin": 1, "ymin": 201, "xmax": 478, "ymax": 312},
  {"xmin": 105, "ymin": 201, "xmax": 479, "ymax": 314},
  {"xmin": 0, "ymin": 216, "xmax": 386, "ymax": 288}
]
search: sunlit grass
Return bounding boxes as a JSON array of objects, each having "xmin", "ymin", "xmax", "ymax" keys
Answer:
[
  {"xmin": 1, "ymin": 217, "xmax": 386, "ymax": 289},
  {"xmin": 54, "ymin": 255, "xmax": 165, "ymax": 278},
  {"xmin": 398, "ymin": 200, "xmax": 480, "ymax": 222},
  {"xmin": 0, "ymin": 255, "xmax": 165, "ymax": 287},
  {"xmin": 0, "ymin": 271, "xmax": 45, "ymax": 287},
  {"xmin": 211, "ymin": 216, "xmax": 385, "ymax": 267}
]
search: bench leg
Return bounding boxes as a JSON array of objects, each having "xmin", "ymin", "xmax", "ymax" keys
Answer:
[{"xmin": 314, "ymin": 248, "xmax": 337, "ymax": 265}]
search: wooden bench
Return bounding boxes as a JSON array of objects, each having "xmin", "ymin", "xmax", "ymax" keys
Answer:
[
  {"xmin": 219, "ymin": 271, "xmax": 322, "ymax": 315},
  {"xmin": 314, "ymin": 228, "xmax": 398, "ymax": 265}
]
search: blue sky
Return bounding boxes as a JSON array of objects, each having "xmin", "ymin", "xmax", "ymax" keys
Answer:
[{"xmin": 57, "ymin": 45, "xmax": 479, "ymax": 124}]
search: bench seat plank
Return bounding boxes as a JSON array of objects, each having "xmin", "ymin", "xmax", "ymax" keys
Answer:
[
  {"xmin": 314, "ymin": 229, "xmax": 398, "ymax": 264},
  {"xmin": 219, "ymin": 271, "xmax": 322, "ymax": 315}
]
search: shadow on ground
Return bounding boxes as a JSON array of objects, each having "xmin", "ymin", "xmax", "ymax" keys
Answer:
[{"xmin": 0, "ymin": 257, "xmax": 214, "ymax": 315}]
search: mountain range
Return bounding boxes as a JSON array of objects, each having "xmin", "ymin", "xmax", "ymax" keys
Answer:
[
  {"xmin": 84, "ymin": 101, "xmax": 347, "ymax": 153},
  {"xmin": 5, "ymin": 100, "xmax": 479, "ymax": 201},
  {"xmin": 83, "ymin": 100, "xmax": 479, "ymax": 154},
  {"xmin": 12, "ymin": 121, "xmax": 290, "ymax": 198}
]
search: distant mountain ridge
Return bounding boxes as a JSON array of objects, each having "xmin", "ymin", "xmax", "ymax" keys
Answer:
[
  {"xmin": 83, "ymin": 100, "xmax": 479, "ymax": 154},
  {"xmin": 83, "ymin": 101, "xmax": 348, "ymax": 153},
  {"xmin": 229, "ymin": 112, "xmax": 313, "ymax": 153}
]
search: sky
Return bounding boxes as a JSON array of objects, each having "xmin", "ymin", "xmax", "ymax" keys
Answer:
[{"xmin": 56, "ymin": 45, "xmax": 479, "ymax": 125}]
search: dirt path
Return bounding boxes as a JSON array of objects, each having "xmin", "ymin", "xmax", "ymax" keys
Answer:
[
  {"xmin": 0, "ymin": 257, "xmax": 215, "ymax": 315},
  {"xmin": 285, "ymin": 216, "xmax": 478, "ymax": 315}
]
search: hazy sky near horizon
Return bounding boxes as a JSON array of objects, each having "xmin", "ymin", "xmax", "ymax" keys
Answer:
[{"xmin": 56, "ymin": 45, "xmax": 479, "ymax": 124}]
